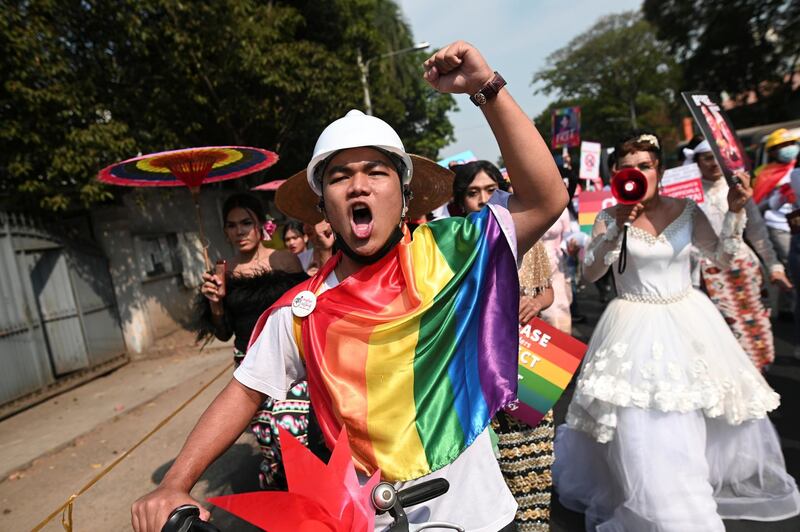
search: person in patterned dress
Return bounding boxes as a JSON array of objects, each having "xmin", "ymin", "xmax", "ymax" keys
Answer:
[{"xmin": 685, "ymin": 140, "xmax": 793, "ymax": 370}]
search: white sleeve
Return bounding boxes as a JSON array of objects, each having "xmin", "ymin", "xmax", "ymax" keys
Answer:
[
  {"xmin": 692, "ymin": 204, "xmax": 746, "ymax": 269},
  {"xmin": 233, "ymin": 307, "xmax": 306, "ymax": 400},
  {"xmin": 767, "ymin": 189, "xmax": 786, "ymax": 210},
  {"xmin": 581, "ymin": 210, "xmax": 623, "ymax": 283}
]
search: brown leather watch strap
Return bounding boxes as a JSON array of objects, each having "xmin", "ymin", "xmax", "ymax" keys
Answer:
[{"xmin": 470, "ymin": 72, "xmax": 507, "ymax": 106}]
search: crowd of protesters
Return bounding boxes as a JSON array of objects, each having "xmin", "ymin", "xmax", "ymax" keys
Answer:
[{"xmin": 131, "ymin": 39, "xmax": 799, "ymax": 532}]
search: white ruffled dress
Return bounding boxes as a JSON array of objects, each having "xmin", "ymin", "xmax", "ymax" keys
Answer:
[{"xmin": 553, "ymin": 200, "xmax": 800, "ymax": 531}]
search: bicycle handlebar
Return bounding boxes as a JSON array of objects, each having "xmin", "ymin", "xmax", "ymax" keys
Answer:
[
  {"xmin": 397, "ymin": 478, "xmax": 449, "ymax": 509},
  {"xmin": 162, "ymin": 478, "xmax": 454, "ymax": 532},
  {"xmin": 161, "ymin": 505, "xmax": 220, "ymax": 532}
]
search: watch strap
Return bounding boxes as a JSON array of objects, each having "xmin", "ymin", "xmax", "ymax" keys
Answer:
[{"xmin": 470, "ymin": 72, "xmax": 507, "ymax": 106}]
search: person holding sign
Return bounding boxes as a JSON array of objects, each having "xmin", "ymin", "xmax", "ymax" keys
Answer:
[
  {"xmin": 454, "ymin": 160, "xmax": 557, "ymax": 531},
  {"xmin": 685, "ymin": 139, "xmax": 792, "ymax": 371},
  {"xmin": 553, "ymin": 131, "xmax": 800, "ymax": 531}
]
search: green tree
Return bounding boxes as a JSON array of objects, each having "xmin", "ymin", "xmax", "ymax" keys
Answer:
[
  {"xmin": 532, "ymin": 12, "xmax": 681, "ymax": 149},
  {"xmin": 0, "ymin": 0, "xmax": 455, "ymax": 213},
  {"xmin": 347, "ymin": 0, "xmax": 456, "ymax": 157},
  {"xmin": 643, "ymin": 0, "xmax": 800, "ymax": 114}
]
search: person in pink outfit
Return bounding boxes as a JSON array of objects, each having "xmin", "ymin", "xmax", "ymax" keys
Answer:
[{"xmin": 540, "ymin": 208, "xmax": 577, "ymax": 333}]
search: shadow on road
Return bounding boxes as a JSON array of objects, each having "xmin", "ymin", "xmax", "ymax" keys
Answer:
[{"xmin": 153, "ymin": 442, "xmax": 264, "ymax": 531}]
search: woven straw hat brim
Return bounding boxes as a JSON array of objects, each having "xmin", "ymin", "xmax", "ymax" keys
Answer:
[{"xmin": 275, "ymin": 154, "xmax": 454, "ymax": 224}]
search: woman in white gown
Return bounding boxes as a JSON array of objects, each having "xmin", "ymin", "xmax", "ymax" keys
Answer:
[{"xmin": 552, "ymin": 132, "xmax": 800, "ymax": 531}]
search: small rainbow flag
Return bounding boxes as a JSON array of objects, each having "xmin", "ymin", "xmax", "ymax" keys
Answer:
[
  {"xmin": 507, "ymin": 318, "xmax": 586, "ymax": 427},
  {"xmin": 578, "ymin": 190, "xmax": 616, "ymax": 235},
  {"xmin": 252, "ymin": 206, "xmax": 520, "ymax": 482}
]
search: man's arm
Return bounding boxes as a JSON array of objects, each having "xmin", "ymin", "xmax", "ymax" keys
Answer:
[
  {"xmin": 268, "ymin": 248, "xmax": 304, "ymax": 273},
  {"xmin": 131, "ymin": 379, "xmax": 263, "ymax": 532},
  {"xmin": 423, "ymin": 41, "xmax": 568, "ymax": 254}
]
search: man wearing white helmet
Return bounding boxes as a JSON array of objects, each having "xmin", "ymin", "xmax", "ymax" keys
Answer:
[{"xmin": 133, "ymin": 41, "xmax": 567, "ymax": 532}]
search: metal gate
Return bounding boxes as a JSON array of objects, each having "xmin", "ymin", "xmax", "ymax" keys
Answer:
[{"xmin": 0, "ymin": 212, "xmax": 126, "ymax": 409}]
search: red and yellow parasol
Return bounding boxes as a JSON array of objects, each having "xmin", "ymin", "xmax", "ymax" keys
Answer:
[{"xmin": 98, "ymin": 146, "xmax": 279, "ymax": 269}]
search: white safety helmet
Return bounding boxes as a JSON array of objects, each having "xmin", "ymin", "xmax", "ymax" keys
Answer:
[{"xmin": 306, "ymin": 109, "xmax": 413, "ymax": 195}]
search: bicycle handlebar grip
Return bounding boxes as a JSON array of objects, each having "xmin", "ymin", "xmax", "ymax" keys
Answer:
[
  {"xmin": 161, "ymin": 505, "xmax": 221, "ymax": 532},
  {"xmin": 397, "ymin": 478, "xmax": 450, "ymax": 509},
  {"xmin": 191, "ymin": 521, "xmax": 222, "ymax": 532}
]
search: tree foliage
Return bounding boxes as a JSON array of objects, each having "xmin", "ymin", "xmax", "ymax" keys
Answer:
[
  {"xmin": 0, "ymin": 0, "xmax": 455, "ymax": 213},
  {"xmin": 643, "ymin": 0, "xmax": 800, "ymax": 103},
  {"xmin": 532, "ymin": 12, "xmax": 681, "ymax": 150}
]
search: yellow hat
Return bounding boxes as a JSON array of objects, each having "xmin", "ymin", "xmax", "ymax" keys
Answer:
[{"xmin": 765, "ymin": 128, "xmax": 800, "ymax": 150}]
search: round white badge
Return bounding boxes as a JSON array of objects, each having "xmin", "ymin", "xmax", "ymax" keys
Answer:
[{"xmin": 291, "ymin": 290, "xmax": 317, "ymax": 317}]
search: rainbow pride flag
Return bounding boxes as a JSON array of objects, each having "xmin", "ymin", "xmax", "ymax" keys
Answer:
[
  {"xmin": 578, "ymin": 190, "xmax": 616, "ymax": 234},
  {"xmin": 252, "ymin": 206, "xmax": 519, "ymax": 481},
  {"xmin": 507, "ymin": 318, "xmax": 586, "ymax": 427}
]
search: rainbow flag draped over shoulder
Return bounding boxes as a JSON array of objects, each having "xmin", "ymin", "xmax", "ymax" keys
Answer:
[{"xmin": 252, "ymin": 206, "xmax": 519, "ymax": 481}]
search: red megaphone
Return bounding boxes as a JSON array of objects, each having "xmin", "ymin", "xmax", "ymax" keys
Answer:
[{"xmin": 611, "ymin": 168, "xmax": 649, "ymax": 205}]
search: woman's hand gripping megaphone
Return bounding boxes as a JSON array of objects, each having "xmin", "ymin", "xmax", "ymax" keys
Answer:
[
  {"xmin": 610, "ymin": 168, "xmax": 649, "ymax": 274},
  {"xmin": 611, "ymin": 168, "xmax": 649, "ymax": 229}
]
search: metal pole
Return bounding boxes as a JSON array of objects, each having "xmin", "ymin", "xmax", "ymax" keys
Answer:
[
  {"xmin": 356, "ymin": 49, "xmax": 373, "ymax": 116},
  {"xmin": 357, "ymin": 42, "xmax": 429, "ymax": 117}
]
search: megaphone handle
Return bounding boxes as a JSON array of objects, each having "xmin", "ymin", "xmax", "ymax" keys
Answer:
[{"xmin": 617, "ymin": 223, "xmax": 630, "ymax": 274}]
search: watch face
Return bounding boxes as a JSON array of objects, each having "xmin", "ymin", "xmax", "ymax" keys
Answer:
[{"xmin": 475, "ymin": 93, "xmax": 487, "ymax": 105}]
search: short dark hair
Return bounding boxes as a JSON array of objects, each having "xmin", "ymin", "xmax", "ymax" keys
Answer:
[
  {"xmin": 282, "ymin": 220, "xmax": 304, "ymax": 240},
  {"xmin": 222, "ymin": 193, "xmax": 266, "ymax": 223},
  {"xmin": 612, "ymin": 130, "xmax": 663, "ymax": 170},
  {"xmin": 452, "ymin": 160, "xmax": 507, "ymax": 208}
]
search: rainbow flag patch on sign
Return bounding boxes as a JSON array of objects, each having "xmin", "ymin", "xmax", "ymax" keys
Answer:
[
  {"xmin": 578, "ymin": 190, "xmax": 616, "ymax": 235},
  {"xmin": 506, "ymin": 318, "xmax": 587, "ymax": 427}
]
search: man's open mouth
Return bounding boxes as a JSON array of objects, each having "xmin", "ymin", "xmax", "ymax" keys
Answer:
[{"xmin": 350, "ymin": 204, "xmax": 374, "ymax": 239}]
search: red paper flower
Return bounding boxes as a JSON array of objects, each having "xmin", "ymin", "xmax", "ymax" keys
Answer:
[
  {"xmin": 209, "ymin": 428, "xmax": 380, "ymax": 532},
  {"xmin": 263, "ymin": 219, "xmax": 277, "ymax": 241}
]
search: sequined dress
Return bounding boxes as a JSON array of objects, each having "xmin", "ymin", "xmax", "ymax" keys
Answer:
[
  {"xmin": 492, "ymin": 241, "xmax": 554, "ymax": 532},
  {"xmin": 553, "ymin": 200, "xmax": 800, "ymax": 531}
]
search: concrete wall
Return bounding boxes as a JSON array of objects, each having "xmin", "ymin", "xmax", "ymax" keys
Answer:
[{"xmin": 91, "ymin": 188, "xmax": 235, "ymax": 355}]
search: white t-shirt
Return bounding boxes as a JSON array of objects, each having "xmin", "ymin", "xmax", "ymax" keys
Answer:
[
  {"xmin": 297, "ymin": 248, "xmax": 314, "ymax": 272},
  {"xmin": 235, "ymin": 194, "xmax": 519, "ymax": 531}
]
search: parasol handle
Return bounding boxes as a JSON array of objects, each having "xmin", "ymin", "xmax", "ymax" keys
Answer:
[{"xmin": 190, "ymin": 188, "xmax": 212, "ymax": 271}]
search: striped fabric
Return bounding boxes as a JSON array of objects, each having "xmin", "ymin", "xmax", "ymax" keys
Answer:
[
  {"xmin": 511, "ymin": 318, "xmax": 585, "ymax": 428},
  {"xmin": 252, "ymin": 206, "xmax": 519, "ymax": 481}
]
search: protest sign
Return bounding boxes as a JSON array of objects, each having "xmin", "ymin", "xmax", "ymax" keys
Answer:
[
  {"xmin": 578, "ymin": 190, "xmax": 616, "ymax": 235},
  {"xmin": 661, "ymin": 163, "xmax": 705, "ymax": 204},
  {"xmin": 551, "ymin": 106, "xmax": 581, "ymax": 149},
  {"xmin": 437, "ymin": 150, "xmax": 478, "ymax": 168},
  {"xmin": 579, "ymin": 141, "xmax": 602, "ymax": 186},
  {"xmin": 506, "ymin": 318, "xmax": 587, "ymax": 428},
  {"xmin": 682, "ymin": 92, "xmax": 748, "ymax": 187}
]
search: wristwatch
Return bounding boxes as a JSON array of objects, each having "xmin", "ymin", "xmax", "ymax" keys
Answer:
[{"xmin": 470, "ymin": 72, "xmax": 506, "ymax": 106}]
